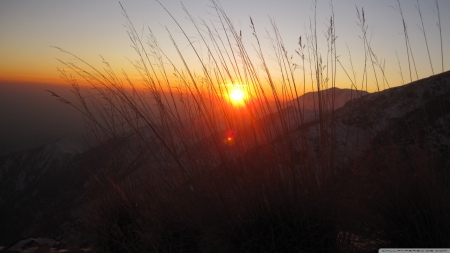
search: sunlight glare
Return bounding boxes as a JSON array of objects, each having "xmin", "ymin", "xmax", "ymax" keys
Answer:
[{"xmin": 229, "ymin": 87, "xmax": 246, "ymax": 105}]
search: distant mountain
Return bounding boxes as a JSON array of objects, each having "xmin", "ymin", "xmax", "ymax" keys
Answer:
[
  {"xmin": 287, "ymin": 71, "xmax": 450, "ymax": 169},
  {"xmin": 252, "ymin": 87, "xmax": 368, "ymax": 140},
  {"xmin": 1, "ymin": 72, "xmax": 449, "ymax": 250},
  {"xmin": 290, "ymin": 87, "xmax": 368, "ymax": 111}
]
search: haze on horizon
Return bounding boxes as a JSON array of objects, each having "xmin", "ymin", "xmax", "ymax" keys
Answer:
[{"xmin": 1, "ymin": 0, "xmax": 449, "ymax": 154}]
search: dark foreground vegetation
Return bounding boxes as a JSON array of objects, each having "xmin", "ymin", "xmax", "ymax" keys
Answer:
[{"xmin": 52, "ymin": 1, "xmax": 449, "ymax": 252}]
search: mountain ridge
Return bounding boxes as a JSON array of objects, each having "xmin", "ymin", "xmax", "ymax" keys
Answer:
[{"xmin": 1, "ymin": 71, "xmax": 449, "ymax": 249}]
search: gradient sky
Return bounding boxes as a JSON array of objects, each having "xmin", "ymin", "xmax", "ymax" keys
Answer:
[{"xmin": 1, "ymin": 0, "xmax": 449, "ymax": 90}]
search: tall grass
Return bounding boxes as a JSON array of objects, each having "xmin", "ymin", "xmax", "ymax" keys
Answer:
[{"xmin": 53, "ymin": 1, "xmax": 449, "ymax": 252}]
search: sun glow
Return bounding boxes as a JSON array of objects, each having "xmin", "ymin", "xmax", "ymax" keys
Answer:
[{"xmin": 228, "ymin": 87, "xmax": 247, "ymax": 106}]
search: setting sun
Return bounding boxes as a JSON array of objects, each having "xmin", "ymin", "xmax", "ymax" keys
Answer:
[{"xmin": 228, "ymin": 87, "xmax": 246, "ymax": 105}]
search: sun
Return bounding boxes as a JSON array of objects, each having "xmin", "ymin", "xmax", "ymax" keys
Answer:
[{"xmin": 228, "ymin": 88, "xmax": 246, "ymax": 105}]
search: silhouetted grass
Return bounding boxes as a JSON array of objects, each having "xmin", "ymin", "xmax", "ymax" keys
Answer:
[{"xmin": 53, "ymin": 1, "xmax": 449, "ymax": 252}]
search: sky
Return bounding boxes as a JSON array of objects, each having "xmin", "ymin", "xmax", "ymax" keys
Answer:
[
  {"xmin": 1, "ymin": 0, "xmax": 449, "ymax": 88},
  {"xmin": 0, "ymin": 0, "xmax": 449, "ymax": 153}
]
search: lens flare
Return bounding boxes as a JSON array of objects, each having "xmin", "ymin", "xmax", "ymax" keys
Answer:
[{"xmin": 224, "ymin": 129, "xmax": 236, "ymax": 146}]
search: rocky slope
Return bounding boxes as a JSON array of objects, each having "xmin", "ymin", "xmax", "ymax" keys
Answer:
[
  {"xmin": 0, "ymin": 139, "xmax": 89, "ymax": 248},
  {"xmin": 289, "ymin": 71, "xmax": 450, "ymax": 170}
]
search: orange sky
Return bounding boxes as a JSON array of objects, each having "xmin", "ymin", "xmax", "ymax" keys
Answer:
[{"xmin": 1, "ymin": 0, "xmax": 449, "ymax": 95}]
